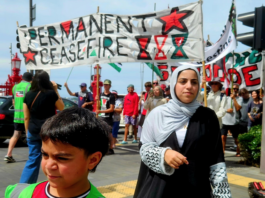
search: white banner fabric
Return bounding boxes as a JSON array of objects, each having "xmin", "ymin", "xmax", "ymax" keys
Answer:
[{"xmin": 18, "ymin": 2, "xmax": 204, "ymax": 70}]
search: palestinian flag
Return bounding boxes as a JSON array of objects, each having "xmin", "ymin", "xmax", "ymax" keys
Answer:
[
  {"xmin": 229, "ymin": 0, "xmax": 237, "ymax": 41},
  {"xmin": 145, "ymin": 62, "xmax": 163, "ymax": 79},
  {"xmin": 108, "ymin": 63, "xmax": 122, "ymax": 72}
]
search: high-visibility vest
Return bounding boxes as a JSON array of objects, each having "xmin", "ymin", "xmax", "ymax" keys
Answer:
[
  {"xmin": 12, "ymin": 81, "xmax": 31, "ymax": 123},
  {"xmin": 5, "ymin": 181, "xmax": 105, "ymax": 198}
]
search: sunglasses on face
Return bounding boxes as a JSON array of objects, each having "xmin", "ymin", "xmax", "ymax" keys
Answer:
[
  {"xmin": 153, "ymin": 82, "xmax": 158, "ymax": 85},
  {"xmin": 233, "ymin": 88, "xmax": 239, "ymax": 90},
  {"xmin": 211, "ymin": 82, "xmax": 219, "ymax": 85}
]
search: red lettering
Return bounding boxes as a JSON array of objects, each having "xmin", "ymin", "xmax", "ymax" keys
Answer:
[
  {"xmin": 213, "ymin": 64, "xmax": 224, "ymax": 82},
  {"xmin": 241, "ymin": 65, "xmax": 260, "ymax": 87},
  {"xmin": 158, "ymin": 65, "xmax": 169, "ymax": 81},
  {"xmin": 228, "ymin": 68, "xmax": 242, "ymax": 85},
  {"xmin": 171, "ymin": 66, "xmax": 178, "ymax": 72},
  {"xmin": 205, "ymin": 64, "xmax": 211, "ymax": 81}
]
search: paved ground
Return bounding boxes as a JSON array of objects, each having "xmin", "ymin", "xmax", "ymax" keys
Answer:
[{"xmin": 0, "ymin": 135, "xmax": 264, "ymax": 198}]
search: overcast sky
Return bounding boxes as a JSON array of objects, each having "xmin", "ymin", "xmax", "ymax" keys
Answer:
[{"xmin": 0, "ymin": 0, "xmax": 263, "ymax": 96}]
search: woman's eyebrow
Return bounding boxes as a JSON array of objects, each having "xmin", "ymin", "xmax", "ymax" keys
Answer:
[{"xmin": 178, "ymin": 78, "xmax": 198, "ymax": 80}]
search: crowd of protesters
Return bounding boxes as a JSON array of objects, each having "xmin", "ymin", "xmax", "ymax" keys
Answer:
[{"xmin": 3, "ymin": 67, "xmax": 264, "ymax": 197}]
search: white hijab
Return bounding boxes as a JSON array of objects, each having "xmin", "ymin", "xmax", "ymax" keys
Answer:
[{"xmin": 141, "ymin": 65, "xmax": 201, "ymax": 145}]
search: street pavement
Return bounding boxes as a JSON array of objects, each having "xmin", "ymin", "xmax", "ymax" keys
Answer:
[{"xmin": 0, "ymin": 135, "xmax": 264, "ymax": 198}]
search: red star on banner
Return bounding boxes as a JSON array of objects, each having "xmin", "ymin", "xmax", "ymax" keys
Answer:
[
  {"xmin": 157, "ymin": 7, "xmax": 193, "ymax": 35},
  {"xmin": 23, "ymin": 48, "xmax": 38, "ymax": 65}
]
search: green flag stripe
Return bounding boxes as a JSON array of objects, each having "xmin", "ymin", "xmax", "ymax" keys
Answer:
[
  {"xmin": 108, "ymin": 63, "xmax": 121, "ymax": 72},
  {"xmin": 145, "ymin": 62, "xmax": 163, "ymax": 79}
]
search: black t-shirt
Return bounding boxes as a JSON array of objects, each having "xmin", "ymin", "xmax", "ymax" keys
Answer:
[
  {"xmin": 99, "ymin": 92, "xmax": 115, "ymax": 121},
  {"xmin": 24, "ymin": 90, "xmax": 58, "ymax": 134}
]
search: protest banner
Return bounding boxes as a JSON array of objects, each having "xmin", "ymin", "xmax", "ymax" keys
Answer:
[
  {"xmin": 18, "ymin": 2, "xmax": 204, "ymax": 70},
  {"xmin": 157, "ymin": 49, "xmax": 263, "ymax": 92}
]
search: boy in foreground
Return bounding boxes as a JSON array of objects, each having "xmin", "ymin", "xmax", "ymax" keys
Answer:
[{"xmin": 5, "ymin": 107, "xmax": 109, "ymax": 198}]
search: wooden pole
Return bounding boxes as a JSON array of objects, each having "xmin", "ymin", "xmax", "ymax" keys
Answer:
[
  {"xmin": 231, "ymin": 51, "xmax": 235, "ymax": 108},
  {"xmin": 96, "ymin": 64, "xmax": 100, "ymax": 118},
  {"xmin": 97, "ymin": 6, "xmax": 99, "ymax": 13},
  {"xmin": 202, "ymin": 61, "xmax": 207, "ymax": 107}
]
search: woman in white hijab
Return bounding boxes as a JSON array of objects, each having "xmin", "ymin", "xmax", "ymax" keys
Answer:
[{"xmin": 134, "ymin": 66, "xmax": 231, "ymax": 198}]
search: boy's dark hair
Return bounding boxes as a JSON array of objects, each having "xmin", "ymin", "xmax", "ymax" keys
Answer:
[
  {"xmin": 145, "ymin": 82, "xmax": 152, "ymax": 87},
  {"xmin": 40, "ymin": 107, "xmax": 110, "ymax": 172}
]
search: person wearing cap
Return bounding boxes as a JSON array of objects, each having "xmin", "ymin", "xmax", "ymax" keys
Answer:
[
  {"xmin": 95, "ymin": 79, "xmax": 116, "ymax": 154},
  {"xmin": 112, "ymin": 90, "xmax": 123, "ymax": 147},
  {"xmin": 4, "ymin": 72, "xmax": 33, "ymax": 163},
  {"xmin": 198, "ymin": 77, "xmax": 227, "ymax": 129},
  {"xmin": 64, "ymin": 82, "xmax": 94, "ymax": 111},
  {"xmin": 121, "ymin": 84, "xmax": 139, "ymax": 144}
]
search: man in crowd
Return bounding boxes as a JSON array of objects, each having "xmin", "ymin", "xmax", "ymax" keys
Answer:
[
  {"xmin": 238, "ymin": 88, "xmax": 252, "ymax": 134},
  {"xmin": 221, "ymin": 84, "xmax": 242, "ymax": 156},
  {"xmin": 164, "ymin": 85, "xmax": 172, "ymax": 101},
  {"xmin": 153, "ymin": 80, "xmax": 158, "ymax": 88},
  {"xmin": 198, "ymin": 77, "xmax": 227, "ymax": 129},
  {"xmin": 121, "ymin": 84, "xmax": 139, "ymax": 144},
  {"xmin": 138, "ymin": 82, "xmax": 152, "ymax": 131},
  {"xmin": 95, "ymin": 79, "xmax": 115, "ymax": 154},
  {"xmin": 64, "ymin": 82, "xmax": 94, "ymax": 110},
  {"xmin": 112, "ymin": 90, "xmax": 123, "ymax": 147},
  {"xmin": 4, "ymin": 72, "xmax": 32, "ymax": 163}
]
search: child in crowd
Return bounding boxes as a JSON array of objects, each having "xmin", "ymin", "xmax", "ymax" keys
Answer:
[{"xmin": 5, "ymin": 107, "xmax": 109, "ymax": 198}]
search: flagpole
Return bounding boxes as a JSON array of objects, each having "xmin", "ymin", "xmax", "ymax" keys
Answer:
[
  {"xmin": 231, "ymin": 51, "xmax": 235, "ymax": 108},
  {"xmin": 96, "ymin": 64, "xmax": 100, "ymax": 118},
  {"xmin": 152, "ymin": 3, "xmax": 156, "ymax": 86},
  {"xmin": 202, "ymin": 61, "xmax": 207, "ymax": 107},
  {"xmin": 65, "ymin": 67, "xmax": 74, "ymax": 84},
  {"xmin": 199, "ymin": 0, "xmax": 207, "ymax": 107}
]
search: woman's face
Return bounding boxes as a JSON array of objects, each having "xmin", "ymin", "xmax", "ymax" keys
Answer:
[
  {"xmin": 175, "ymin": 70, "xmax": 199, "ymax": 104},
  {"xmin": 154, "ymin": 87, "xmax": 160, "ymax": 97},
  {"xmin": 252, "ymin": 91, "xmax": 258, "ymax": 99}
]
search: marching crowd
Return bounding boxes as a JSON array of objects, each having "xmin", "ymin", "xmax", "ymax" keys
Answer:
[{"xmin": 3, "ymin": 66, "xmax": 264, "ymax": 197}]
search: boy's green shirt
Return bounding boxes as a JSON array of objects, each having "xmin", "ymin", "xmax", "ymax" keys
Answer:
[{"xmin": 5, "ymin": 181, "xmax": 105, "ymax": 198}]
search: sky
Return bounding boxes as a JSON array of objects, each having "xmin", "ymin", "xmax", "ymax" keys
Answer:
[{"xmin": 0, "ymin": 0, "xmax": 263, "ymax": 96}]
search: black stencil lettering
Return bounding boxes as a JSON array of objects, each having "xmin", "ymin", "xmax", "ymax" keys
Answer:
[
  {"xmin": 47, "ymin": 26, "xmax": 60, "ymax": 46},
  {"xmin": 77, "ymin": 40, "xmax": 85, "ymax": 60},
  {"xmin": 69, "ymin": 44, "xmax": 76, "ymax": 62},
  {"xmin": 105, "ymin": 14, "xmax": 114, "ymax": 34},
  {"xmin": 38, "ymin": 27, "xmax": 48, "ymax": 46},
  {"xmin": 60, "ymin": 21, "xmax": 74, "ymax": 44},
  {"xmin": 75, "ymin": 17, "xmax": 88, "ymax": 40},
  {"xmin": 134, "ymin": 13, "xmax": 156, "ymax": 32},
  {"xmin": 117, "ymin": 16, "xmax": 132, "ymax": 33},
  {"xmin": 117, "ymin": 37, "xmax": 128, "ymax": 56},
  {"xmin": 89, "ymin": 14, "xmax": 102, "ymax": 35},
  {"xmin": 87, "ymin": 38, "xmax": 96, "ymax": 58},
  {"xmin": 103, "ymin": 37, "xmax": 114, "ymax": 57},
  {"xmin": 40, "ymin": 48, "xmax": 49, "ymax": 65},
  {"xmin": 50, "ymin": 48, "xmax": 59, "ymax": 64},
  {"xmin": 60, "ymin": 46, "xmax": 70, "ymax": 63}
]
